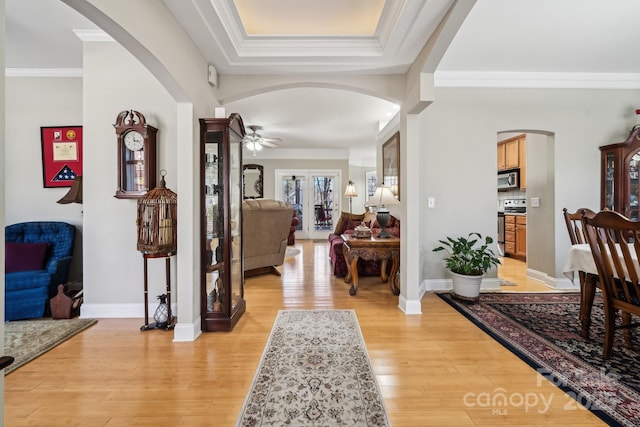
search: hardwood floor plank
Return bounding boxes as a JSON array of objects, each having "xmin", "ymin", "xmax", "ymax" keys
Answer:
[{"xmin": 4, "ymin": 240, "xmax": 604, "ymax": 426}]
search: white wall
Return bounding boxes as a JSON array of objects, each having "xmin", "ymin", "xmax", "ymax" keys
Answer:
[
  {"xmin": 5, "ymin": 77, "xmax": 84, "ymax": 280},
  {"xmin": 81, "ymin": 40, "xmax": 177, "ymax": 313},
  {"xmin": 421, "ymin": 87, "xmax": 640, "ymax": 289}
]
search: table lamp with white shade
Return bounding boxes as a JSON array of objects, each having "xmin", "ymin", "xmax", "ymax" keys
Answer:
[
  {"xmin": 344, "ymin": 181, "xmax": 358, "ymax": 214},
  {"xmin": 369, "ymin": 183, "xmax": 400, "ymax": 238}
]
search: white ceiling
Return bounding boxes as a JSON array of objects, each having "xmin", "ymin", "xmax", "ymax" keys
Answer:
[{"xmin": 7, "ymin": 0, "xmax": 640, "ymax": 164}]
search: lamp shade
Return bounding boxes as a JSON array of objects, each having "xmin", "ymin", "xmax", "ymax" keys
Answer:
[
  {"xmin": 344, "ymin": 181, "xmax": 358, "ymax": 197},
  {"xmin": 369, "ymin": 184, "xmax": 400, "ymax": 208}
]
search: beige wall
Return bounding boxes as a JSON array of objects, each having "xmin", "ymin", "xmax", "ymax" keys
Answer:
[
  {"xmin": 81, "ymin": 40, "xmax": 177, "ymax": 311},
  {"xmin": 5, "ymin": 77, "xmax": 84, "ymax": 281},
  {"xmin": 421, "ymin": 87, "xmax": 640, "ymax": 290}
]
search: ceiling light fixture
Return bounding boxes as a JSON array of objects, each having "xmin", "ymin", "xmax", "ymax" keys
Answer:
[{"xmin": 242, "ymin": 125, "xmax": 280, "ymax": 156}]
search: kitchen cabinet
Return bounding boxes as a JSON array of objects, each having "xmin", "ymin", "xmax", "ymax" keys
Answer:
[
  {"xmin": 504, "ymin": 215, "xmax": 516, "ymax": 255},
  {"xmin": 199, "ymin": 114, "xmax": 246, "ymax": 332},
  {"xmin": 497, "ymin": 137, "xmax": 520, "ymax": 171},
  {"xmin": 497, "ymin": 134, "xmax": 526, "ymax": 189},
  {"xmin": 519, "ymin": 138, "xmax": 526, "ymax": 189},
  {"xmin": 515, "ymin": 216, "xmax": 527, "ymax": 259},
  {"xmin": 600, "ymin": 125, "xmax": 640, "ymax": 220},
  {"xmin": 505, "ymin": 215, "xmax": 526, "ymax": 261}
]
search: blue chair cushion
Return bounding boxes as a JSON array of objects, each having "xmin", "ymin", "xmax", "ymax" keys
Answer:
[{"xmin": 5, "ymin": 270, "xmax": 52, "ymax": 291}]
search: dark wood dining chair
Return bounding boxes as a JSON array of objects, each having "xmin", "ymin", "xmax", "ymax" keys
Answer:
[
  {"xmin": 563, "ymin": 207, "xmax": 596, "ymax": 245},
  {"xmin": 582, "ymin": 210, "xmax": 640, "ymax": 359},
  {"xmin": 563, "ymin": 208, "xmax": 598, "ymax": 338}
]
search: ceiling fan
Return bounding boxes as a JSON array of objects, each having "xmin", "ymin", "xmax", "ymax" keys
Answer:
[{"xmin": 243, "ymin": 125, "xmax": 281, "ymax": 156}]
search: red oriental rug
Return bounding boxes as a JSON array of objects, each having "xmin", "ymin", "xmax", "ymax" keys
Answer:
[{"xmin": 438, "ymin": 292, "xmax": 640, "ymax": 427}]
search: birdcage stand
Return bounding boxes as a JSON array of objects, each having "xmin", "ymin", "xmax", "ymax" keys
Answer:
[{"xmin": 140, "ymin": 252, "xmax": 176, "ymax": 331}]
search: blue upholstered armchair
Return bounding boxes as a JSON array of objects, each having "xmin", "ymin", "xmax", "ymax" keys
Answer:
[{"xmin": 5, "ymin": 221, "xmax": 76, "ymax": 321}]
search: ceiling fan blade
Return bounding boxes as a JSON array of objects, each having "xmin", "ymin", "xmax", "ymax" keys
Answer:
[
  {"xmin": 261, "ymin": 140, "xmax": 278, "ymax": 148},
  {"xmin": 262, "ymin": 137, "xmax": 282, "ymax": 143}
]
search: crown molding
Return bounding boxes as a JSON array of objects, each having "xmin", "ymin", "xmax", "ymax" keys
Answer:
[
  {"xmin": 434, "ymin": 71, "xmax": 640, "ymax": 89},
  {"xmin": 5, "ymin": 68, "xmax": 83, "ymax": 77},
  {"xmin": 73, "ymin": 29, "xmax": 113, "ymax": 42}
]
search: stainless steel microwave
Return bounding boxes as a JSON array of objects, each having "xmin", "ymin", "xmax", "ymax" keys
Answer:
[{"xmin": 498, "ymin": 170, "xmax": 519, "ymax": 191}]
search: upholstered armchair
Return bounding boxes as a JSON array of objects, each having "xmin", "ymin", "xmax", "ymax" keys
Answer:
[
  {"xmin": 242, "ymin": 199, "xmax": 295, "ymax": 277},
  {"xmin": 5, "ymin": 221, "xmax": 76, "ymax": 321}
]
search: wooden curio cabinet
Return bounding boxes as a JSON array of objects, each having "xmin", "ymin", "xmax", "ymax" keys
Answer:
[
  {"xmin": 200, "ymin": 114, "xmax": 246, "ymax": 332},
  {"xmin": 600, "ymin": 125, "xmax": 640, "ymax": 220}
]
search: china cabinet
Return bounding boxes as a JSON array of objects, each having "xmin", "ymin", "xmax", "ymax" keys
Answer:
[
  {"xmin": 600, "ymin": 125, "xmax": 640, "ymax": 220},
  {"xmin": 200, "ymin": 114, "xmax": 246, "ymax": 332}
]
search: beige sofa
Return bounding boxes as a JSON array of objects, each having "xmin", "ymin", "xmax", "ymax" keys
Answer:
[{"xmin": 242, "ymin": 199, "xmax": 295, "ymax": 277}]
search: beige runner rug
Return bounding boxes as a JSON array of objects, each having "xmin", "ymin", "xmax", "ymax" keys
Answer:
[{"xmin": 236, "ymin": 309, "xmax": 391, "ymax": 426}]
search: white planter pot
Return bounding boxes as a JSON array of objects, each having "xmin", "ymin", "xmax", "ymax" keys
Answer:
[{"xmin": 449, "ymin": 270, "xmax": 483, "ymax": 302}]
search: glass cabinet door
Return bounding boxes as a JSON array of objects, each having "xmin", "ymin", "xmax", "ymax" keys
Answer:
[
  {"xmin": 604, "ymin": 152, "xmax": 615, "ymax": 211},
  {"xmin": 204, "ymin": 132, "xmax": 224, "ymax": 313},
  {"xmin": 629, "ymin": 152, "xmax": 640, "ymax": 220},
  {"xmin": 229, "ymin": 130, "xmax": 243, "ymax": 312}
]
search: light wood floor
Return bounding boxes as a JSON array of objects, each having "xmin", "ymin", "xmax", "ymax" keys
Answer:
[{"xmin": 4, "ymin": 240, "xmax": 604, "ymax": 426}]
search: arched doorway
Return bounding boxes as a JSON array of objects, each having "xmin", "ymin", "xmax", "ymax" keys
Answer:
[{"xmin": 497, "ymin": 130, "xmax": 557, "ymax": 289}]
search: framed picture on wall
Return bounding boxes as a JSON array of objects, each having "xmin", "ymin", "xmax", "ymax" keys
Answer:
[
  {"xmin": 41, "ymin": 126, "xmax": 83, "ymax": 188},
  {"xmin": 382, "ymin": 131, "xmax": 400, "ymax": 200},
  {"xmin": 365, "ymin": 170, "xmax": 376, "ymax": 201}
]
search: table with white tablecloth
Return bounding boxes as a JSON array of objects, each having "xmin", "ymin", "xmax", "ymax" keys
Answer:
[
  {"xmin": 563, "ymin": 242, "xmax": 639, "ymax": 338},
  {"xmin": 563, "ymin": 243, "xmax": 600, "ymax": 338},
  {"xmin": 563, "ymin": 244, "xmax": 598, "ymax": 277}
]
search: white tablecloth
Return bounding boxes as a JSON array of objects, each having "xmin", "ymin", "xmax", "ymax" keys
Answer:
[
  {"xmin": 563, "ymin": 242, "xmax": 639, "ymax": 281},
  {"xmin": 563, "ymin": 244, "xmax": 598, "ymax": 279}
]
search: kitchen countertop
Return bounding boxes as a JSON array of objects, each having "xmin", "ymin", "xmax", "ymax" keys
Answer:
[{"xmin": 503, "ymin": 212, "xmax": 526, "ymax": 216}]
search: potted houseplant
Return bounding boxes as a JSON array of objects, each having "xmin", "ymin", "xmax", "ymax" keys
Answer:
[{"xmin": 433, "ymin": 232, "xmax": 501, "ymax": 302}]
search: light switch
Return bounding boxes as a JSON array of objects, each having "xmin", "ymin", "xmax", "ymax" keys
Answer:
[
  {"xmin": 428, "ymin": 197, "xmax": 435, "ymax": 208},
  {"xmin": 530, "ymin": 197, "xmax": 540, "ymax": 208}
]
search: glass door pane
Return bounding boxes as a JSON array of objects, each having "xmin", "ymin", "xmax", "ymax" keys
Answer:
[
  {"xmin": 204, "ymin": 137, "xmax": 223, "ymax": 313},
  {"xmin": 229, "ymin": 133, "xmax": 243, "ymax": 311},
  {"xmin": 276, "ymin": 170, "xmax": 341, "ymax": 240},
  {"xmin": 282, "ymin": 175, "xmax": 307, "ymax": 239},
  {"xmin": 310, "ymin": 174, "xmax": 338, "ymax": 240},
  {"xmin": 604, "ymin": 152, "xmax": 615, "ymax": 211}
]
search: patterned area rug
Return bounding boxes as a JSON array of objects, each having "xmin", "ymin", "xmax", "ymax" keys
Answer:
[
  {"xmin": 438, "ymin": 292, "xmax": 640, "ymax": 427},
  {"xmin": 236, "ymin": 310, "xmax": 390, "ymax": 426},
  {"xmin": 4, "ymin": 318, "xmax": 97, "ymax": 375}
]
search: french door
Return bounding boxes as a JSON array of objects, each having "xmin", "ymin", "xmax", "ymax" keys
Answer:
[{"xmin": 276, "ymin": 170, "xmax": 341, "ymax": 240}]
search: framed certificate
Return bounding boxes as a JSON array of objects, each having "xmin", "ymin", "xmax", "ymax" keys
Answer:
[{"xmin": 41, "ymin": 126, "xmax": 83, "ymax": 188}]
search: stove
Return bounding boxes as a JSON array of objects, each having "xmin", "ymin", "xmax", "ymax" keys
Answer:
[
  {"xmin": 498, "ymin": 199, "xmax": 526, "ymax": 256},
  {"xmin": 503, "ymin": 199, "xmax": 527, "ymax": 214}
]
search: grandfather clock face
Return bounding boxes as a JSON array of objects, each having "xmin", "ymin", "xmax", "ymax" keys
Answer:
[{"xmin": 113, "ymin": 110, "xmax": 157, "ymax": 199}]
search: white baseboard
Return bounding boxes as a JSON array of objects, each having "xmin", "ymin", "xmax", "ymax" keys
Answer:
[
  {"xmin": 81, "ymin": 303, "xmax": 143, "ymax": 318},
  {"xmin": 398, "ymin": 295, "xmax": 422, "ymax": 314},
  {"xmin": 527, "ymin": 267, "xmax": 580, "ymax": 290},
  {"xmin": 422, "ymin": 277, "xmax": 501, "ymax": 293},
  {"xmin": 173, "ymin": 321, "xmax": 201, "ymax": 342},
  {"xmin": 80, "ymin": 303, "xmax": 203, "ymax": 342}
]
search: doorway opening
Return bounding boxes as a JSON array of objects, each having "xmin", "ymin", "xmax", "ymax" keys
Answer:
[
  {"xmin": 496, "ymin": 130, "xmax": 556, "ymax": 291},
  {"xmin": 276, "ymin": 169, "xmax": 341, "ymax": 240}
]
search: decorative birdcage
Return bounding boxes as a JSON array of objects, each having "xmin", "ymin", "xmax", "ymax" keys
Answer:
[{"xmin": 136, "ymin": 171, "xmax": 177, "ymax": 254}]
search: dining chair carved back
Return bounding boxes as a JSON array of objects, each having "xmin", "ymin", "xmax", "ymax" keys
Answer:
[
  {"xmin": 563, "ymin": 207, "xmax": 596, "ymax": 245},
  {"xmin": 564, "ymin": 208, "xmax": 599, "ymax": 339},
  {"xmin": 582, "ymin": 209, "xmax": 640, "ymax": 359}
]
